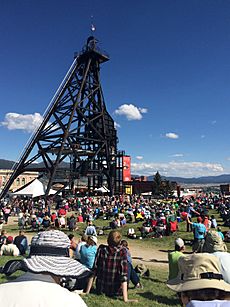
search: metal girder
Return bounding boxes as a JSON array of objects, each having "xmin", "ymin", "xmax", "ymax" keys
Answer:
[{"xmin": 0, "ymin": 37, "xmax": 124, "ymax": 199}]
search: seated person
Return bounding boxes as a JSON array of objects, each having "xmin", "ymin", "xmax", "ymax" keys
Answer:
[
  {"xmin": 79, "ymin": 236, "xmax": 97, "ymax": 269},
  {"xmin": 121, "ymin": 240, "xmax": 142, "ymax": 288},
  {"xmin": 0, "ymin": 236, "xmax": 19, "ymax": 256},
  {"xmin": 167, "ymin": 253, "xmax": 230, "ymax": 306},
  {"xmin": 85, "ymin": 230, "xmax": 138, "ymax": 303},
  {"xmin": 85, "ymin": 221, "xmax": 97, "ymax": 236},
  {"xmin": 0, "ymin": 230, "xmax": 90, "ymax": 307},
  {"xmin": 127, "ymin": 228, "xmax": 136, "ymax": 239},
  {"xmin": 168, "ymin": 238, "xmax": 185, "ymax": 280},
  {"xmin": 75, "ymin": 234, "xmax": 87, "ymax": 261},
  {"xmin": 13, "ymin": 230, "xmax": 28, "ymax": 255},
  {"xmin": 68, "ymin": 234, "xmax": 77, "ymax": 258}
]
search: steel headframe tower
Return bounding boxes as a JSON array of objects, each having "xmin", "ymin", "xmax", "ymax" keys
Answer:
[{"xmin": 0, "ymin": 36, "xmax": 124, "ymax": 199}]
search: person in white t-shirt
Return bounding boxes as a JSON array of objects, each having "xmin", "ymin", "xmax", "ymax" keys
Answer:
[{"xmin": 0, "ymin": 236, "xmax": 19, "ymax": 256}]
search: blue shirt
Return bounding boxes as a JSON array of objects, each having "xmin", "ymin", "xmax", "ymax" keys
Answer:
[
  {"xmin": 80, "ymin": 245, "xmax": 97, "ymax": 269},
  {"xmin": 192, "ymin": 222, "xmax": 206, "ymax": 239}
]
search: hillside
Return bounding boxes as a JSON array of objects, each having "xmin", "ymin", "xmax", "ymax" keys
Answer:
[{"xmin": 1, "ymin": 158, "xmax": 230, "ymax": 184}]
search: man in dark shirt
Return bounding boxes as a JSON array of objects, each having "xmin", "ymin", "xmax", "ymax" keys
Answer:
[{"xmin": 13, "ymin": 230, "xmax": 28, "ymax": 255}]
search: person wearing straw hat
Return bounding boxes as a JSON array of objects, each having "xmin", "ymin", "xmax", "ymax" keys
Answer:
[
  {"xmin": 167, "ymin": 253, "xmax": 230, "ymax": 306},
  {"xmin": 0, "ymin": 230, "xmax": 91, "ymax": 307}
]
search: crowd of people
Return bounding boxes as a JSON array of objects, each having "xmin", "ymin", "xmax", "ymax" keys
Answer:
[{"xmin": 0, "ymin": 192, "xmax": 229, "ymax": 306}]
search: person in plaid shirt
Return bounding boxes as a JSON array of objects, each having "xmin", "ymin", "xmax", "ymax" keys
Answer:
[{"xmin": 85, "ymin": 230, "xmax": 138, "ymax": 303}]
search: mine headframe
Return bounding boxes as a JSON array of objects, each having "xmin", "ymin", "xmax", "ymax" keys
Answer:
[{"xmin": 0, "ymin": 36, "xmax": 124, "ymax": 199}]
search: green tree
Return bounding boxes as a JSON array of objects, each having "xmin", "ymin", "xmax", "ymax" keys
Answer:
[
  {"xmin": 152, "ymin": 171, "xmax": 162, "ymax": 197},
  {"xmin": 162, "ymin": 180, "xmax": 174, "ymax": 198}
]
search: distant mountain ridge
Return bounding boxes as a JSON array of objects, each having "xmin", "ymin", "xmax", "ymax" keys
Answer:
[
  {"xmin": 1, "ymin": 159, "xmax": 230, "ymax": 184},
  {"xmin": 147, "ymin": 174, "xmax": 230, "ymax": 184}
]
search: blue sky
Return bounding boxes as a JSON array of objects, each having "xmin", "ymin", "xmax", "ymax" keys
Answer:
[{"xmin": 1, "ymin": 0, "xmax": 230, "ymax": 178}]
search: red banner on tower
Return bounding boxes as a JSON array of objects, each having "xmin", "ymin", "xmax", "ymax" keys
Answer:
[{"xmin": 123, "ymin": 156, "xmax": 131, "ymax": 182}]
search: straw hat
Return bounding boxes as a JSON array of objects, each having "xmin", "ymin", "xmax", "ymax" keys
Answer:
[{"xmin": 167, "ymin": 253, "xmax": 230, "ymax": 293}]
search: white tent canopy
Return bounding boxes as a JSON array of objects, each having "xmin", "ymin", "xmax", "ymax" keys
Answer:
[
  {"xmin": 94, "ymin": 186, "xmax": 110, "ymax": 193},
  {"xmin": 13, "ymin": 179, "xmax": 57, "ymax": 198}
]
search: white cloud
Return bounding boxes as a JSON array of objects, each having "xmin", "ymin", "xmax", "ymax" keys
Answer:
[
  {"xmin": 138, "ymin": 108, "xmax": 148, "ymax": 114},
  {"xmin": 114, "ymin": 104, "xmax": 147, "ymax": 121},
  {"xmin": 171, "ymin": 153, "xmax": 184, "ymax": 157},
  {"xmin": 136, "ymin": 156, "xmax": 143, "ymax": 160},
  {"xmin": 1, "ymin": 112, "xmax": 43, "ymax": 133},
  {"xmin": 114, "ymin": 122, "xmax": 121, "ymax": 129},
  {"xmin": 201, "ymin": 135, "xmax": 205, "ymax": 139},
  {"xmin": 165, "ymin": 132, "xmax": 179, "ymax": 139},
  {"xmin": 131, "ymin": 161, "xmax": 224, "ymax": 177},
  {"xmin": 211, "ymin": 120, "xmax": 217, "ymax": 125}
]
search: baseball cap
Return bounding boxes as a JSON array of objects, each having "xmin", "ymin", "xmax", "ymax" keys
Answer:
[{"xmin": 175, "ymin": 238, "xmax": 184, "ymax": 248}]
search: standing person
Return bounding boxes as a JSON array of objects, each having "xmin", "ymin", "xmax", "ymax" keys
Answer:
[
  {"xmin": 13, "ymin": 230, "xmax": 28, "ymax": 255},
  {"xmin": 187, "ymin": 216, "xmax": 207, "ymax": 253},
  {"xmin": 0, "ymin": 230, "xmax": 7, "ymax": 248},
  {"xmin": 2, "ymin": 205, "xmax": 11, "ymax": 224},
  {"xmin": 168, "ymin": 238, "xmax": 185, "ymax": 280},
  {"xmin": 0, "ymin": 230, "xmax": 90, "ymax": 307},
  {"xmin": 85, "ymin": 230, "xmax": 138, "ymax": 303},
  {"xmin": 80, "ymin": 236, "xmax": 97, "ymax": 269},
  {"xmin": 186, "ymin": 203, "xmax": 199, "ymax": 232}
]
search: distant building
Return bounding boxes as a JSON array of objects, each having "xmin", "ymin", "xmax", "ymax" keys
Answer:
[
  {"xmin": 0, "ymin": 169, "xmax": 39, "ymax": 191},
  {"xmin": 220, "ymin": 184, "xmax": 230, "ymax": 195}
]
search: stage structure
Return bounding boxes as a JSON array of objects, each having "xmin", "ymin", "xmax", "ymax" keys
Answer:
[{"xmin": 0, "ymin": 37, "xmax": 125, "ymax": 199}]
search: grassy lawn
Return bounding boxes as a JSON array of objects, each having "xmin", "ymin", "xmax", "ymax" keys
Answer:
[
  {"xmin": 0, "ymin": 256, "xmax": 180, "ymax": 306},
  {"xmin": 4, "ymin": 209, "xmax": 229, "ymax": 252},
  {"xmin": 0, "ymin": 209, "xmax": 229, "ymax": 306}
]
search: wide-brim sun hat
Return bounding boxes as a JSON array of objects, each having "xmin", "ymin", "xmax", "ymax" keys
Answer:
[
  {"xmin": 167, "ymin": 253, "xmax": 230, "ymax": 293},
  {"xmin": 23, "ymin": 230, "xmax": 91, "ymax": 278}
]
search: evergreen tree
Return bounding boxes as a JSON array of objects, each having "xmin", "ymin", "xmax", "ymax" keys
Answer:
[{"xmin": 152, "ymin": 171, "xmax": 162, "ymax": 196}]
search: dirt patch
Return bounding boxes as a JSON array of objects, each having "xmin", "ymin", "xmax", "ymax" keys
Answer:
[{"xmin": 5, "ymin": 217, "xmax": 169, "ymax": 269}]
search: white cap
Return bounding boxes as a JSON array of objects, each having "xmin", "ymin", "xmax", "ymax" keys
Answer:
[
  {"xmin": 175, "ymin": 238, "xmax": 184, "ymax": 248},
  {"xmin": 89, "ymin": 236, "xmax": 98, "ymax": 244}
]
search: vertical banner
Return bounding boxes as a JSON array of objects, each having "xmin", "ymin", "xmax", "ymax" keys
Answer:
[{"xmin": 123, "ymin": 155, "xmax": 131, "ymax": 182}]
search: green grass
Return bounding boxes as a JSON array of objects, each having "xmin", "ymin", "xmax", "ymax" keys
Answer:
[
  {"xmin": 0, "ymin": 256, "xmax": 180, "ymax": 306},
  {"xmin": 1, "ymin": 209, "xmax": 229, "ymax": 306}
]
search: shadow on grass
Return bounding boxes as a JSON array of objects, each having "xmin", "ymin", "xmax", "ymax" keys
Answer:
[
  {"xmin": 149, "ymin": 258, "xmax": 168, "ymax": 264},
  {"xmin": 133, "ymin": 256, "xmax": 143, "ymax": 260},
  {"xmin": 142, "ymin": 276, "xmax": 165, "ymax": 283},
  {"xmin": 138, "ymin": 291, "xmax": 180, "ymax": 305}
]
